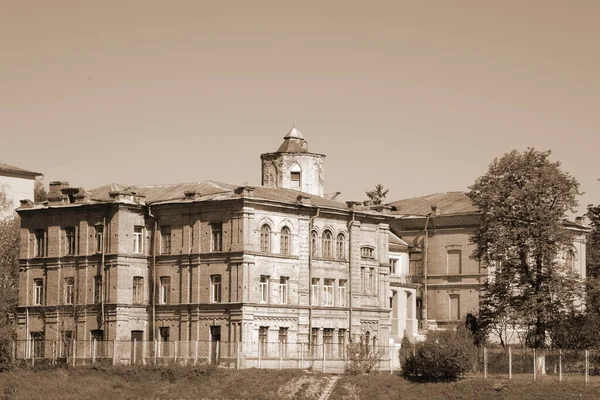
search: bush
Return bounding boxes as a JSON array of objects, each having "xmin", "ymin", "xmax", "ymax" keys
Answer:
[
  {"xmin": 401, "ymin": 327, "xmax": 477, "ymax": 382},
  {"xmin": 346, "ymin": 339, "xmax": 382, "ymax": 375}
]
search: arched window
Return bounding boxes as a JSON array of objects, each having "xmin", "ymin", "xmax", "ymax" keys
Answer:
[
  {"xmin": 260, "ymin": 225, "xmax": 271, "ymax": 252},
  {"xmin": 311, "ymin": 231, "xmax": 319, "ymax": 257},
  {"xmin": 336, "ymin": 233, "xmax": 345, "ymax": 259},
  {"xmin": 364, "ymin": 331, "xmax": 370, "ymax": 351},
  {"xmin": 322, "ymin": 230, "xmax": 333, "ymax": 258},
  {"xmin": 566, "ymin": 249, "xmax": 575, "ymax": 270},
  {"xmin": 280, "ymin": 226, "xmax": 290, "ymax": 254}
]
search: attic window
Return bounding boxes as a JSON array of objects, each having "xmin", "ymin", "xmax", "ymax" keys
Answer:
[{"xmin": 361, "ymin": 247, "xmax": 374, "ymax": 258}]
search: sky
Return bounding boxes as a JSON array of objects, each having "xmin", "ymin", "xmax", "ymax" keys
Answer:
[{"xmin": 1, "ymin": 1, "xmax": 599, "ymax": 215}]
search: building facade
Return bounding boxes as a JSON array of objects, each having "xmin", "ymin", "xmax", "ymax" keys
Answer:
[
  {"xmin": 16, "ymin": 128, "xmax": 415, "ymax": 366},
  {"xmin": 0, "ymin": 162, "xmax": 42, "ymax": 218}
]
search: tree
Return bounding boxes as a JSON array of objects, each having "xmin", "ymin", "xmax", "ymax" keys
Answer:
[
  {"xmin": 0, "ymin": 188, "xmax": 19, "ymax": 369},
  {"xmin": 584, "ymin": 204, "xmax": 600, "ymax": 316},
  {"xmin": 468, "ymin": 148, "xmax": 583, "ymax": 350},
  {"xmin": 34, "ymin": 181, "xmax": 47, "ymax": 204},
  {"xmin": 365, "ymin": 184, "xmax": 389, "ymax": 206}
]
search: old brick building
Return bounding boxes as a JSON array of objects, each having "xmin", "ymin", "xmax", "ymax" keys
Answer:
[
  {"xmin": 388, "ymin": 192, "xmax": 590, "ymax": 331},
  {"xmin": 16, "ymin": 127, "xmax": 415, "ymax": 366}
]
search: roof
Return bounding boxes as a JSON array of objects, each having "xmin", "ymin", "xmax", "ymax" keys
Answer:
[
  {"xmin": 85, "ymin": 180, "xmax": 384, "ymax": 214},
  {"xmin": 388, "ymin": 192, "xmax": 478, "ymax": 216},
  {"xmin": 0, "ymin": 162, "xmax": 42, "ymax": 178},
  {"xmin": 389, "ymin": 231, "xmax": 409, "ymax": 247},
  {"xmin": 284, "ymin": 126, "xmax": 304, "ymax": 139},
  {"xmin": 273, "ymin": 125, "xmax": 309, "ymax": 153}
]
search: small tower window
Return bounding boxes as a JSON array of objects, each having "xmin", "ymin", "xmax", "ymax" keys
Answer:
[{"xmin": 290, "ymin": 171, "xmax": 301, "ymax": 190}]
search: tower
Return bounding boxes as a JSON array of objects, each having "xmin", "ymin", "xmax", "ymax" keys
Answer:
[{"xmin": 260, "ymin": 125, "xmax": 325, "ymax": 197}]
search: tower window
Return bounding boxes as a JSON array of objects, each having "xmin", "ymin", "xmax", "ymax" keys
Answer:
[{"xmin": 290, "ymin": 171, "xmax": 301, "ymax": 189}]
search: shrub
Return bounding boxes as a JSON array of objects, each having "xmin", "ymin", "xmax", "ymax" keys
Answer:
[
  {"xmin": 346, "ymin": 339, "xmax": 382, "ymax": 375},
  {"xmin": 401, "ymin": 327, "xmax": 477, "ymax": 382}
]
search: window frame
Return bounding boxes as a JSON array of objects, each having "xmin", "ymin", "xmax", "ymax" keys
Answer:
[
  {"xmin": 65, "ymin": 226, "xmax": 76, "ymax": 256},
  {"xmin": 33, "ymin": 279, "xmax": 44, "ymax": 305},
  {"xmin": 94, "ymin": 225, "xmax": 104, "ymax": 254},
  {"xmin": 259, "ymin": 275, "xmax": 269, "ymax": 303},
  {"xmin": 338, "ymin": 280, "xmax": 347, "ymax": 307},
  {"xmin": 279, "ymin": 277, "xmax": 288, "ymax": 304},
  {"xmin": 132, "ymin": 276, "xmax": 144, "ymax": 304},
  {"xmin": 280, "ymin": 226, "xmax": 291, "ymax": 254},
  {"xmin": 322, "ymin": 230, "xmax": 333, "ymax": 258},
  {"xmin": 260, "ymin": 224, "xmax": 271, "ymax": 253},
  {"xmin": 323, "ymin": 279, "xmax": 334, "ymax": 306},
  {"xmin": 133, "ymin": 226, "xmax": 144, "ymax": 254},
  {"xmin": 311, "ymin": 278, "xmax": 319, "ymax": 306},
  {"xmin": 211, "ymin": 223, "xmax": 223, "ymax": 252},
  {"xmin": 211, "ymin": 275, "xmax": 222, "ymax": 303},
  {"xmin": 159, "ymin": 276, "xmax": 171, "ymax": 305},
  {"xmin": 34, "ymin": 229, "xmax": 46, "ymax": 257},
  {"xmin": 161, "ymin": 225, "xmax": 172, "ymax": 255},
  {"xmin": 64, "ymin": 277, "xmax": 75, "ymax": 305},
  {"xmin": 336, "ymin": 233, "xmax": 345, "ymax": 259}
]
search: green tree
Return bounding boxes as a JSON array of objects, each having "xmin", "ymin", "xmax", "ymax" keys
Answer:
[
  {"xmin": 468, "ymin": 148, "xmax": 583, "ymax": 349},
  {"xmin": 0, "ymin": 189, "xmax": 19, "ymax": 369},
  {"xmin": 365, "ymin": 184, "xmax": 389, "ymax": 206}
]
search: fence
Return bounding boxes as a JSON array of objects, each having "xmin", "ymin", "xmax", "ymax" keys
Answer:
[
  {"xmin": 11, "ymin": 339, "xmax": 600, "ymax": 381},
  {"xmin": 11, "ymin": 339, "xmax": 397, "ymax": 373}
]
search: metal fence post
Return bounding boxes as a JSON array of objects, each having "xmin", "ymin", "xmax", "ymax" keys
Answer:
[
  {"xmin": 322, "ymin": 345, "xmax": 326, "ymax": 373},
  {"xmin": 132, "ymin": 338, "xmax": 137, "ymax": 366},
  {"xmin": 508, "ymin": 347, "xmax": 512, "ymax": 380},
  {"xmin": 300, "ymin": 342, "xmax": 303, "ymax": 369},
  {"xmin": 216, "ymin": 340, "xmax": 219, "ymax": 366},
  {"xmin": 483, "ymin": 347, "xmax": 488, "ymax": 379},
  {"xmin": 236, "ymin": 341, "xmax": 240, "ymax": 370},
  {"xmin": 92, "ymin": 339, "xmax": 96, "ymax": 364},
  {"xmin": 174, "ymin": 340, "xmax": 178, "ymax": 364},
  {"xmin": 533, "ymin": 347, "xmax": 537, "ymax": 381},
  {"xmin": 112, "ymin": 340, "xmax": 117, "ymax": 366},
  {"xmin": 280, "ymin": 346, "xmax": 283, "ymax": 370},
  {"xmin": 585, "ymin": 350, "xmax": 589, "ymax": 383},
  {"xmin": 258, "ymin": 342, "xmax": 261, "ymax": 369},
  {"xmin": 154, "ymin": 340, "xmax": 158, "ymax": 364},
  {"xmin": 195, "ymin": 340, "xmax": 199, "ymax": 366},
  {"xmin": 559, "ymin": 349, "xmax": 563, "ymax": 382}
]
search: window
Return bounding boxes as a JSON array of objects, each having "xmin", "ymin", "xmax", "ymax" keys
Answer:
[
  {"xmin": 211, "ymin": 223, "xmax": 223, "ymax": 252},
  {"xmin": 91, "ymin": 330, "xmax": 104, "ymax": 341},
  {"xmin": 369, "ymin": 268, "xmax": 376, "ymax": 294},
  {"xmin": 132, "ymin": 276, "xmax": 143, "ymax": 304},
  {"xmin": 65, "ymin": 227, "xmax": 76, "ymax": 255},
  {"xmin": 34, "ymin": 279, "xmax": 44, "ymax": 305},
  {"xmin": 323, "ymin": 328, "xmax": 334, "ymax": 357},
  {"xmin": 338, "ymin": 280, "xmax": 347, "ymax": 307},
  {"xmin": 336, "ymin": 234, "xmax": 345, "ymax": 259},
  {"xmin": 324, "ymin": 279, "xmax": 334, "ymax": 306},
  {"xmin": 259, "ymin": 326, "xmax": 268, "ymax": 357},
  {"xmin": 311, "ymin": 328, "xmax": 318, "ymax": 356},
  {"xmin": 311, "ymin": 231, "xmax": 318, "ymax": 257},
  {"xmin": 280, "ymin": 226, "xmax": 290, "ymax": 254},
  {"xmin": 322, "ymin": 230, "xmax": 333, "ymax": 258},
  {"xmin": 64, "ymin": 277, "xmax": 75, "ymax": 305},
  {"xmin": 211, "ymin": 275, "xmax": 222, "ymax": 303},
  {"xmin": 290, "ymin": 171, "xmax": 301, "ymax": 190},
  {"xmin": 159, "ymin": 327, "xmax": 170, "ymax": 357},
  {"xmin": 35, "ymin": 229, "xmax": 46, "ymax": 257},
  {"xmin": 160, "ymin": 277, "xmax": 170, "ymax": 304},
  {"xmin": 338, "ymin": 329, "xmax": 346, "ymax": 358},
  {"xmin": 278, "ymin": 327, "xmax": 288, "ymax": 356},
  {"xmin": 449, "ymin": 294, "xmax": 460, "ymax": 320},
  {"xmin": 94, "ymin": 276, "xmax": 102, "ymax": 303},
  {"xmin": 133, "ymin": 226, "xmax": 143, "ymax": 254},
  {"xmin": 311, "ymin": 278, "xmax": 319, "ymax": 305},
  {"xmin": 30, "ymin": 332, "xmax": 45, "ymax": 358},
  {"xmin": 95, "ymin": 225, "xmax": 104, "ymax": 253},
  {"xmin": 566, "ymin": 249, "xmax": 575, "ymax": 270},
  {"xmin": 161, "ymin": 226, "xmax": 172, "ymax": 254},
  {"xmin": 390, "ymin": 258, "xmax": 398, "ymax": 275},
  {"xmin": 361, "ymin": 247, "xmax": 374, "ymax": 258},
  {"xmin": 447, "ymin": 249, "xmax": 462, "ymax": 274},
  {"xmin": 260, "ymin": 224, "xmax": 271, "ymax": 252},
  {"xmin": 260, "ymin": 275, "xmax": 269, "ymax": 303},
  {"xmin": 279, "ymin": 277, "xmax": 288, "ymax": 304}
]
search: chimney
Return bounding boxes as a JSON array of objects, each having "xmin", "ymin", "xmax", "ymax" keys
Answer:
[
  {"xmin": 297, "ymin": 194, "xmax": 311, "ymax": 205},
  {"xmin": 346, "ymin": 201, "xmax": 362, "ymax": 210},
  {"xmin": 235, "ymin": 186, "xmax": 255, "ymax": 198},
  {"xmin": 48, "ymin": 181, "xmax": 70, "ymax": 204},
  {"xmin": 184, "ymin": 190, "xmax": 202, "ymax": 200},
  {"xmin": 431, "ymin": 205, "xmax": 440, "ymax": 216},
  {"xmin": 373, "ymin": 205, "xmax": 393, "ymax": 215},
  {"xmin": 19, "ymin": 199, "xmax": 34, "ymax": 208}
]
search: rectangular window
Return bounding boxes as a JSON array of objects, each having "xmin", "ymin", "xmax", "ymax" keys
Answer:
[
  {"xmin": 159, "ymin": 327, "xmax": 170, "ymax": 357},
  {"xmin": 338, "ymin": 329, "xmax": 346, "ymax": 358},
  {"xmin": 362, "ymin": 267, "xmax": 367, "ymax": 293},
  {"xmin": 64, "ymin": 277, "xmax": 75, "ymax": 305},
  {"xmin": 390, "ymin": 258, "xmax": 398, "ymax": 275},
  {"xmin": 279, "ymin": 277, "xmax": 288, "ymax": 304},
  {"xmin": 34, "ymin": 279, "xmax": 44, "ymax": 305},
  {"xmin": 65, "ymin": 227, "xmax": 76, "ymax": 255},
  {"xmin": 370, "ymin": 268, "xmax": 376, "ymax": 294},
  {"xmin": 311, "ymin": 328, "xmax": 319, "ymax": 356},
  {"xmin": 211, "ymin": 275, "xmax": 222, "ymax": 303},
  {"xmin": 160, "ymin": 276, "xmax": 170, "ymax": 304},
  {"xmin": 133, "ymin": 226, "xmax": 144, "ymax": 254},
  {"xmin": 211, "ymin": 223, "xmax": 223, "ymax": 252},
  {"xmin": 260, "ymin": 275, "xmax": 269, "ymax": 303},
  {"xmin": 35, "ymin": 229, "xmax": 46, "ymax": 257},
  {"xmin": 323, "ymin": 328, "xmax": 334, "ymax": 357},
  {"xmin": 449, "ymin": 294, "xmax": 460, "ymax": 320},
  {"xmin": 94, "ymin": 276, "xmax": 102, "ymax": 304},
  {"xmin": 338, "ymin": 280, "xmax": 347, "ymax": 307},
  {"xmin": 311, "ymin": 278, "xmax": 319, "ymax": 306},
  {"xmin": 132, "ymin": 276, "xmax": 143, "ymax": 304},
  {"xmin": 278, "ymin": 327, "xmax": 288, "ymax": 356},
  {"xmin": 448, "ymin": 250, "xmax": 462, "ymax": 275},
  {"xmin": 30, "ymin": 332, "xmax": 45, "ymax": 358},
  {"xmin": 161, "ymin": 226, "xmax": 172, "ymax": 254},
  {"xmin": 259, "ymin": 326, "xmax": 268, "ymax": 357},
  {"xmin": 361, "ymin": 247, "xmax": 374, "ymax": 258},
  {"xmin": 95, "ymin": 225, "xmax": 104, "ymax": 253},
  {"xmin": 324, "ymin": 279, "xmax": 334, "ymax": 306},
  {"xmin": 290, "ymin": 171, "xmax": 301, "ymax": 190}
]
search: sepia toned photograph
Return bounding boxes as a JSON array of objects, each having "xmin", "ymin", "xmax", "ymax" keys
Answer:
[{"xmin": 0, "ymin": 1, "xmax": 599, "ymax": 399}]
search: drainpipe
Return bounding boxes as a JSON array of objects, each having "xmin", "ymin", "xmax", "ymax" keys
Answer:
[
  {"xmin": 347, "ymin": 211, "xmax": 356, "ymax": 340},
  {"xmin": 148, "ymin": 205, "xmax": 157, "ymax": 341},
  {"xmin": 308, "ymin": 207, "xmax": 320, "ymax": 349},
  {"xmin": 101, "ymin": 215, "xmax": 106, "ymax": 336},
  {"xmin": 422, "ymin": 213, "xmax": 432, "ymax": 328}
]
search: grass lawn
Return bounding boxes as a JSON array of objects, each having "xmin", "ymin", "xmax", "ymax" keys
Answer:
[{"xmin": 331, "ymin": 373, "xmax": 600, "ymax": 400}]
